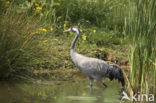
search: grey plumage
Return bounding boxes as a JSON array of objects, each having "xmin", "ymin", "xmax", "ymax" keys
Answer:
[{"xmin": 64, "ymin": 26, "xmax": 125, "ymax": 87}]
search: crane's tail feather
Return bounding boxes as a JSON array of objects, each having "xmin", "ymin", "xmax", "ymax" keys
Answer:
[{"xmin": 108, "ymin": 64, "xmax": 125, "ymax": 86}]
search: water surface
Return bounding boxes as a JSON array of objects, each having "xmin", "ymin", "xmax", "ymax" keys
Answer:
[{"xmin": 0, "ymin": 80, "xmax": 122, "ymax": 103}]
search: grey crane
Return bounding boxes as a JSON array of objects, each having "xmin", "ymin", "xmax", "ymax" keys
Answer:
[{"xmin": 64, "ymin": 26, "xmax": 125, "ymax": 88}]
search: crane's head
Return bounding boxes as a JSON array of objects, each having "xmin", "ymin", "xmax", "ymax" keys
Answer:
[{"xmin": 64, "ymin": 26, "xmax": 80, "ymax": 35}]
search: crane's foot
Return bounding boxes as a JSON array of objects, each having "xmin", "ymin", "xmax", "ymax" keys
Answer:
[{"xmin": 102, "ymin": 83, "xmax": 107, "ymax": 88}]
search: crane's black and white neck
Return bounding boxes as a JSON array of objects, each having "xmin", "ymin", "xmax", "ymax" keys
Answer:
[
  {"xmin": 64, "ymin": 26, "xmax": 80, "ymax": 57},
  {"xmin": 65, "ymin": 26, "xmax": 80, "ymax": 54},
  {"xmin": 71, "ymin": 31, "xmax": 79, "ymax": 50}
]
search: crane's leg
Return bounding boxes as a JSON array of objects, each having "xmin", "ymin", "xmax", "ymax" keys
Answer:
[
  {"xmin": 88, "ymin": 76, "xmax": 94, "ymax": 93},
  {"xmin": 93, "ymin": 75, "xmax": 107, "ymax": 88},
  {"xmin": 88, "ymin": 76, "xmax": 93, "ymax": 87}
]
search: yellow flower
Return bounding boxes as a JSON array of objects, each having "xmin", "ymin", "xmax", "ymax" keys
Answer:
[
  {"xmin": 64, "ymin": 24, "xmax": 66, "ymax": 27},
  {"xmin": 41, "ymin": 92, "xmax": 47, "ymax": 97},
  {"xmin": 38, "ymin": 91, "xmax": 42, "ymax": 96},
  {"xmin": 6, "ymin": 1, "xmax": 10, "ymax": 5},
  {"xmin": 82, "ymin": 92, "xmax": 86, "ymax": 96},
  {"xmin": 53, "ymin": 96, "xmax": 57, "ymax": 99},
  {"xmin": 50, "ymin": 27, "xmax": 53, "ymax": 31},
  {"xmin": 93, "ymin": 29, "xmax": 96, "ymax": 33},
  {"xmin": 36, "ymin": 6, "xmax": 42, "ymax": 12},
  {"xmin": 35, "ymin": 3, "xmax": 39, "ymax": 6},
  {"xmin": 82, "ymin": 35, "xmax": 87, "ymax": 40},
  {"xmin": 43, "ymin": 40, "xmax": 48, "ymax": 43},
  {"xmin": 54, "ymin": 38, "xmax": 58, "ymax": 41},
  {"xmin": 64, "ymin": 21, "xmax": 68, "ymax": 24},
  {"xmin": 40, "ymin": 28, "xmax": 47, "ymax": 32},
  {"xmin": 40, "ymin": 13, "xmax": 44, "ymax": 16}
]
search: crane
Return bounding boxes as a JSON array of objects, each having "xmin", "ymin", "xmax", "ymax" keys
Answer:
[{"xmin": 64, "ymin": 26, "xmax": 125, "ymax": 88}]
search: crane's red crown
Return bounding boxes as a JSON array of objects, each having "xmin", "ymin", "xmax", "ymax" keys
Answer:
[{"xmin": 72, "ymin": 26, "xmax": 77, "ymax": 29}]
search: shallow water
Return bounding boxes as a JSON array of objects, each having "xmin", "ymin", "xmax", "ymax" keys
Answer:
[{"xmin": 0, "ymin": 80, "xmax": 122, "ymax": 103}]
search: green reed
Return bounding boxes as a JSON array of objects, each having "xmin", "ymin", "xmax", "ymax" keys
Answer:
[{"xmin": 124, "ymin": 0, "xmax": 156, "ymax": 96}]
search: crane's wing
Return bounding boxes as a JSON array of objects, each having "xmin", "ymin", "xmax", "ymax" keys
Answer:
[{"xmin": 72, "ymin": 53, "xmax": 109, "ymax": 75}]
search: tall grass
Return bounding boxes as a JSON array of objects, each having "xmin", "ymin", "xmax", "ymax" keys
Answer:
[
  {"xmin": 124, "ymin": 0, "xmax": 156, "ymax": 96},
  {"xmin": 0, "ymin": 5, "xmax": 52, "ymax": 79}
]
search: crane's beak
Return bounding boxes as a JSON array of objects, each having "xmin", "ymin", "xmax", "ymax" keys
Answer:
[{"xmin": 64, "ymin": 28, "xmax": 71, "ymax": 32}]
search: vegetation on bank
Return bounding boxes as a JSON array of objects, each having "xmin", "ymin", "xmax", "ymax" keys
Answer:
[
  {"xmin": 0, "ymin": 0, "xmax": 128, "ymax": 79},
  {"xmin": 0, "ymin": 0, "xmax": 155, "ymax": 99}
]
